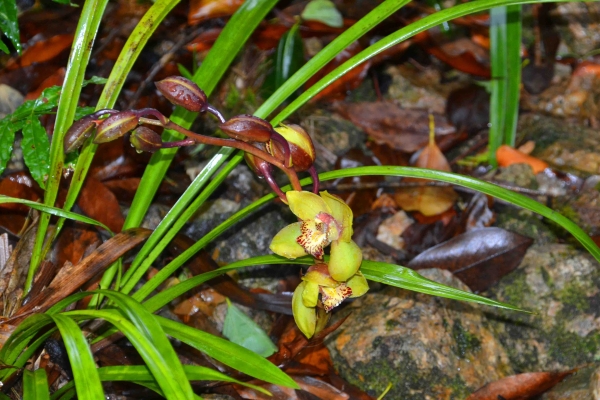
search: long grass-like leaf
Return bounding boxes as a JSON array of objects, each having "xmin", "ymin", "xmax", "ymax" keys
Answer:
[
  {"xmin": 93, "ymin": 290, "xmax": 195, "ymax": 399},
  {"xmin": 50, "ymin": 314, "xmax": 104, "ymax": 400},
  {"xmin": 138, "ymin": 163, "xmax": 600, "ymax": 300},
  {"xmin": 30, "ymin": 0, "xmax": 110, "ymax": 290},
  {"xmin": 156, "ymin": 315, "xmax": 299, "ymax": 389},
  {"xmin": 0, "ymin": 195, "xmax": 111, "ymax": 232},
  {"xmin": 489, "ymin": 6, "xmax": 508, "ymax": 165},
  {"xmin": 52, "ymin": 365, "xmax": 271, "ymax": 399},
  {"xmin": 122, "ymin": 0, "xmax": 279, "ymax": 231},
  {"xmin": 23, "ymin": 369, "xmax": 50, "ymax": 400},
  {"xmin": 504, "ymin": 4, "xmax": 522, "ymax": 147},
  {"xmin": 163, "ymin": 254, "xmax": 524, "ymax": 311},
  {"xmin": 62, "ymin": 308, "xmax": 192, "ymax": 400}
]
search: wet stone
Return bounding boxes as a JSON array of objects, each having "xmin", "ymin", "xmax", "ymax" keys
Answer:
[
  {"xmin": 326, "ymin": 268, "xmax": 513, "ymax": 399},
  {"xmin": 485, "ymin": 244, "xmax": 600, "ymax": 372},
  {"xmin": 518, "ymin": 114, "xmax": 600, "ymax": 175},
  {"xmin": 541, "ymin": 363, "xmax": 600, "ymax": 400},
  {"xmin": 494, "ymin": 207, "xmax": 558, "ymax": 245}
]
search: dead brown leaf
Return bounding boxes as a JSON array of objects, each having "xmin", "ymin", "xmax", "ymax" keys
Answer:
[
  {"xmin": 467, "ymin": 370, "xmax": 573, "ymax": 400},
  {"xmin": 334, "ymin": 102, "xmax": 455, "ymax": 152},
  {"xmin": 77, "ymin": 176, "xmax": 124, "ymax": 233},
  {"xmin": 188, "ymin": 0, "xmax": 244, "ymax": 25}
]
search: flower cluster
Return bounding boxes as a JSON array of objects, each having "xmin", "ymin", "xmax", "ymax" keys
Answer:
[
  {"xmin": 64, "ymin": 76, "xmax": 368, "ymax": 338},
  {"xmin": 270, "ymin": 191, "xmax": 368, "ymax": 338},
  {"xmin": 63, "ymin": 76, "xmax": 318, "ymax": 200}
]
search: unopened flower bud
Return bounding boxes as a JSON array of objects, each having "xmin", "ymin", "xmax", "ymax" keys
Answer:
[
  {"xmin": 130, "ymin": 126, "xmax": 162, "ymax": 153},
  {"xmin": 94, "ymin": 111, "xmax": 139, "ymax": 144},
  {"xmin": 271, "ymin": 124, "xmax": 316, "ymax": 172},
  {"xmin": 244, "ymin": 150, "xmax": 273, "ymax": 179},
  {"xmin": 220, "ymin": 115, "xmax": 274, "ymax": 143},
  {"xmin": 64, "ymin": 116, "xmax": 96, "ymax": 153},
  {"xmin": 155, "ymin": 76, "xmax": 208, "ymax": 113}
]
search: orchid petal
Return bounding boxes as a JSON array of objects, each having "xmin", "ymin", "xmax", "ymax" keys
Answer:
[
  {"xmin": 292, "ymin": 282, "xmax": 316, "ymax": 338},
  {"xmin": 321, "ymin": 191, "xmax": 353, "ymax": 242},
  {"xmin": 347, "ymin": 272, "xmax": 369, "ymax": 298},
  {"xmin": 287, "ymin": 191, "xmax": 330, "ymax": 220},
  {"xmin": 302, "ymin": 281, "xmax": 319, "ymax": 307},
  {"xmin": 320, "ymin": 284, "xmax": 352, "ymax": 312},
  {"xmin": 329, "ymin": 240, "xmax": 363, "ymax": 281},
  {"xmin": 270, "ymin": 222, "xmax": 307, "ymax": 259}
]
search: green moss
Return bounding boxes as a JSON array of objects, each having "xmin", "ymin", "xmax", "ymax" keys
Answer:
[
  {"xmin": 500, "ymin": 272, "xmax": 530, "ymax": 306},
  {"xmin": 558, "ymin": 284, "xmax": 589, "ymax": 313},
  {"xmin": 332, "ymin": 348, "xmax": 471, "ymax": 399},
  {"xmin": 452, "ymin": 320, "xmax": 481, "ymax": 358},
  {"xmin": 385, "ymin": 319, "xmax": 402, "ymax": 331},
  {"xmin": 547, "ymin": 326, "xmax": 600, "ymax": 366}
]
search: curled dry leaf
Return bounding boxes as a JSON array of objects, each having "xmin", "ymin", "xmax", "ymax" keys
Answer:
[
  {"xmin": 467, "ymin": 370, "xmax": 573, "ymax": 400},
  {"xmin": 408, "ymin": 227, "xmax": 533, "ymax": 292},
  {"xmin": 394, "ymin": 119, "xmax": 458, "ymax": 216}
]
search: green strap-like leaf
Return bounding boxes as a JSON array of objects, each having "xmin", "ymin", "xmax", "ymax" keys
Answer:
[
  {"xmin": 93, "ymin": 290, "xmax": 195, "ymax": 400},
  {"xmin": 156, "ymin": 315, "xmax": 299, "ymax": 389},
  {"xmin": 30, "ymin": 0, "xmax": 110, "ymax": 292},
  {"xmin": 63, "ymin": 309, "xmax": 186, "ymax": 399},
  {"xmin": 52, "ymin": 365, "xmax": 271, "ymax": 399},
  {"xmin": 0, "ymin": 195, "xmax": 111, "ymax": 232},
  {"xmin": 50, "ymin": 314, "xmax": 104, "ymax": 400},
  {"xmin": 23, "ymin": 369, "xmax": 50, "ymax": 400}
]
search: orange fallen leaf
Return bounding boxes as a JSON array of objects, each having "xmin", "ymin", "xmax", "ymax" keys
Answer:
[
  {"xmin": 6, "ymin": 34, "xmax": 74, "ymax": 70},
  {"xmin": 188, "ymin": 0, "xmax": 244, "ymax": 25},
  {"xmin": 496, "ymin": 144, "xmax": 549, "ymax": 174}
]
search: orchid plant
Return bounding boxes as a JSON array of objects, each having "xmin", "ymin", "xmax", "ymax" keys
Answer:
[{"xmin": 65, "ymin": 75, "xmax": 367, "ymax": 338}]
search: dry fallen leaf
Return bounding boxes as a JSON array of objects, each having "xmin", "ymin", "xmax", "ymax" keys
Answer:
[{"xmin": 467, "ymin": 370, "xmax": 573, "ymax": 400}]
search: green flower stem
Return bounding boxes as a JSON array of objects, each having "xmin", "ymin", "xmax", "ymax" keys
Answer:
[{"xmin": 27, "ymin": 0, "xmax": 109, "ymax": 295}]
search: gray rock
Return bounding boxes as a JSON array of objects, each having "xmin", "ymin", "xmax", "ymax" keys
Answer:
[
  {"xmin": 486, "ymin": 244, "xmax": 600, "ymax": 372},
  {"xmin": 326, "ymin": 268, "xmax": 513, "ymax": 399},
  {"xmin": 494, "ymin": 208, "xmax": 558, "ymax": 245}
]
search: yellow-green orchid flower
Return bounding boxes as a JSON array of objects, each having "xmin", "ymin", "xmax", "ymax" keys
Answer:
[
  {"xmin": 270, "ymin": 191, "xmax": 363, "ymax": 281},
  {"xmin": 292, "ymin": 264, "xmax": 369, "ymax": 338}
]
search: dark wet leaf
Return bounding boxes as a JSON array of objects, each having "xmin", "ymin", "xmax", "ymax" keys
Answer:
[
  {"xmin": 467, "ymin": 370, "xmax": 573, "ymax": 400},
  {"xmin": 21, "ymin": 117, "xmax": 50, "ymax": 189},
  {"xmin": 408, "ymin": 227, "xmax": 533, "ymax": 292},
  {"xmin": 445, "ymin": 84, "xmax": 490, "ymax": 134}
]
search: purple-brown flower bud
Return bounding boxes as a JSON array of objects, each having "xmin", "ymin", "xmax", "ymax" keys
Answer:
[
  {"xmin": 155, "ymin": 76, "xmax": 208, "ymax": 113},
  {"xmin": 270, "ymin": 124, "xmax": 316, "ymax": 172},
  {"xmin": 130, "ymin": 126, "xmax": 162, "ymax": 153},
  {"xmin": 94, "ymin": 111, "xmax": 139, "ymax": 144},
  {"xmin": 64, "ymin": 116, "xmax": 97, "ymax": 154},
  {"xmin": 219, "ymin": 115, "xmax": 274, "ymax": 143}
]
